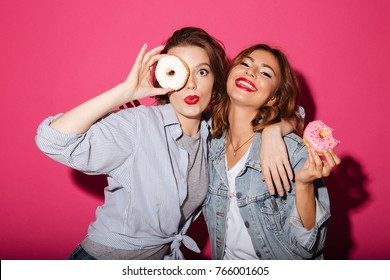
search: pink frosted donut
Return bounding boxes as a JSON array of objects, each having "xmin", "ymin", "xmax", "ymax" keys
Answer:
[{"xmin": 303, "ymin": 120, "xmax": 340, "ymax": 155}]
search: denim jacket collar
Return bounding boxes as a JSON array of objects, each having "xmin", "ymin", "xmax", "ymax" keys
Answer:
[{"xmin": 209, "ymin": 132, "xmax": 262, "ymax": 173}]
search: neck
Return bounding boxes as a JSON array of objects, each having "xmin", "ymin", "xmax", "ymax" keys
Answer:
[
  {"xmin": 225, "ymin": 104, "xmax": 257, "ymax": 167},
  {"xmin": 228, "ymin": 105, "xmax": 256, "ymax": 136},
  {"xmin": 178, "ymin": 116, "xmax": 201, "ymax": 137}
]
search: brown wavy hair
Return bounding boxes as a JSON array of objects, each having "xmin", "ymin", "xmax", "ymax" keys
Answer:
[
  {"xmin": 212, "ymin": 44, "xmax": 304, "ymax": 138},
  {"xmin": 154, "ymin": 27, "xmax": 228, "ymax": 110}
]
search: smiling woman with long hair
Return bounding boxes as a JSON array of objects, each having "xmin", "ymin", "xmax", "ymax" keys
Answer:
[{"xmin": 204, "ymin": 44, "xmax": 341, "ymax": 260}]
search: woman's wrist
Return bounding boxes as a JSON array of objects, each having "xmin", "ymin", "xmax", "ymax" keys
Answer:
[
  {"xmin": 111, "ymin": 83, "xmax": 133, "ymax": 107},
  {"xmin": 295, "ymin": 180, "xmax": 314, "ymax": 190},
  {"xmin": 262, "ymin": 123, "xmax": 283, "ymax": 137}
]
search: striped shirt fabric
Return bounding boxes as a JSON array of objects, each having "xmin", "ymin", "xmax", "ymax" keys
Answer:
[{"xmin": 35, "ymin": 104, "xmax": 210, "ymax": 259}]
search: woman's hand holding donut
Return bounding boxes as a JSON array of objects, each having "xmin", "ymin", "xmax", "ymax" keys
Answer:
[
  {"xmin": 295, "ymin": 147, "xmax": 341, "ymax": 187},
  {"xmin": 294, "ymin": 148, "xmax": 340, "ymax": 229},
  {"xmin": 48, "ymin": 44, "xmax": 173, "ymax": 135},
  {"xmin": 121, "ymin": 44, "xmax": 173, "ymax": 103}
]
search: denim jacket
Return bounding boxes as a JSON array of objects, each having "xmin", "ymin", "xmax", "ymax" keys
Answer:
[{"xmin": 203, "ymin": 132, "xmax": 331, "ymax": 259}]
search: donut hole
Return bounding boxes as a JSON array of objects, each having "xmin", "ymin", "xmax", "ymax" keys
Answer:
[
  {"xmin": 319, "ymin": 129, "xmax": 331, "ymax": 139},
  {"xmin": 166, "ymin": 69, "xmax": 176, "ymax": 76}
]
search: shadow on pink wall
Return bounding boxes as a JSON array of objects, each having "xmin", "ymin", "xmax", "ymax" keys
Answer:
[
  {"xmin": 323, "ymin": 156, "xmax": 369, "ymax": 259},
  {"xmin": 299, "ymin": 73, "xmax": 370, "ymax": 259}
]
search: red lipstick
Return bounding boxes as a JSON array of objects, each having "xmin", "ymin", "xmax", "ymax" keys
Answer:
[
  {"xmin": 235, "ymin": 77, "xmax": 257, "ymax": 92},
  {"xmin": 184, "ymin": 95, "xmax": 200, "ymax": 105}
]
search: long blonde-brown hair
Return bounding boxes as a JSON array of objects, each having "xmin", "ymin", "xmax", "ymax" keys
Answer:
[{"xmin": 212, "ymin": 44, "xmax": 304, "ymax": 138}]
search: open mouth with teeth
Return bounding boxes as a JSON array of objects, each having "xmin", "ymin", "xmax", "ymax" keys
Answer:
[{"xmin": 235, "ymin": 78, "xmax": 257, "ymax": 92}]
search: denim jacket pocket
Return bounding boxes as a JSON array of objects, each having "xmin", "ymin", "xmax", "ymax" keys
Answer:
[{"xmin": 257, "ymin": 196, "xmax": 287, "ymax": 232}]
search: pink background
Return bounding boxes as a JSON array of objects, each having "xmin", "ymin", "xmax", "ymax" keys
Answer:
[{"xmin": 1, "ymin": 0, "xmax": 389, "ymax": 260}]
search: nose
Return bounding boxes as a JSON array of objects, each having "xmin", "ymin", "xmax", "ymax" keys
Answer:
[
  {"xmin": 245, "ymin": 67, "xmax": 256, "ymax": 78},
  {"xmin": 186, "ymin": 74, "xmax": 196, "ymax": 90}
]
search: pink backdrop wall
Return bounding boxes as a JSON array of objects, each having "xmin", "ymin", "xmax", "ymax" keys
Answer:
[{"xmin": 1, "ymin": 0, "xmax": 389, "ymax": 260}]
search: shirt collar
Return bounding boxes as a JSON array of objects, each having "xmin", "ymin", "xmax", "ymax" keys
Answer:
[
  {"xmin": 158, "ymin": 104, "xmax": 180, "ymax": 127},
  {"xmin": 158, "ymin": 104, "xmax": 211, "ymax": 141}
]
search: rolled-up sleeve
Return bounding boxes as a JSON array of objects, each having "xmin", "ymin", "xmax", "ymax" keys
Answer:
[
  {"xmin": 289, "ymin": 188, "xmax": 330, "ymax": 253},
  {"xmin": 288, "ymin": 145, "xmax": 331, "ymax": 257},
  {"xmin": 35, "ymin": 109, "xmax": 137, "ymax": 175}
]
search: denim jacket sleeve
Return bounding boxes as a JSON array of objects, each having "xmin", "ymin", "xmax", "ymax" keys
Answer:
[
  {"xmin": 35, "ymin": 109, "xmax": 137, "ymax": 175},
  {"xmin": 288, "ymin": 142, "xmax": 331, "ymax": 257}
]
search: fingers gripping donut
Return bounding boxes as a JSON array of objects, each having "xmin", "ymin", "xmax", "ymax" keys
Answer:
[
  {"xmin": 303, "ymin": 120, "xmax": 340, "ymax": 155},
  {"xmin": 155, "ymin": 55, "xmax": 189, "ymax": 90}
]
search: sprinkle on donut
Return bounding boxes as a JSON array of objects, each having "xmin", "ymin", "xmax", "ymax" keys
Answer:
[
  {"xmin": 303, "ymin": 120, "xmax": 340, "ymax": 155},
  {"xmin": 155, "ymin": 55, "xmax": 189, "ymax": 90}
]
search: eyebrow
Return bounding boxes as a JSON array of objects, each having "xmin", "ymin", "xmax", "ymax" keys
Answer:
[
  {"xmin": 246, "ymin": 56, "xmax": 276, "ymax": 75},
  {"xmin": 196, "ymin": 62, "xmax": 211, "ymax": 68}
]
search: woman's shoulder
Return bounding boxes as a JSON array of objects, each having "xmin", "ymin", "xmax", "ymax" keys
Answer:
[
  {"xmin": 284, "ymin": 133, "xmax": 307, "ymax": 162},
  {"xmin": 209, "ymin": 134, "xmax": 226, "ymax": 158},
  {"xmin": 284, "ymin": 133, "xmax": 306, "ymax": 152},
  {"xmin": 284, "ymin": 132, "xmax": 303, "ymax": 144},
  {"xmin": 115, "ymin": 104, "xmax": 167, "ymax": 121}
]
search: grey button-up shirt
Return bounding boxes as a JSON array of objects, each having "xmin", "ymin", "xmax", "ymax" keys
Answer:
[{"xmin": 35, "ymin": 104, "xmax": 210, "ymax": 259}]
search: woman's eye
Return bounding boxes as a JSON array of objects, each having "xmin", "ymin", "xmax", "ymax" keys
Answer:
[
  {"xmin": 198, "ymin": 69, "xmax": 209, "ymax": 76},
  {"xmin": 261, "ymin": 72, "xmax": 272, "ymax": 78},
  {"xmin": 240, "ymin": 62, "xmax": 249, "ymax": 67}
]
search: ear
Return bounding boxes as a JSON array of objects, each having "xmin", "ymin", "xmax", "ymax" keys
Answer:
[{"xmin": 267, "ymin": 96, "xmax": 276, "ymax": 106}]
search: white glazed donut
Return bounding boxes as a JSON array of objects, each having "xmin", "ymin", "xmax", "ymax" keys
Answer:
[{"xmin": 155, "ymin": 55, "xmax": 189, "ymax": 90}]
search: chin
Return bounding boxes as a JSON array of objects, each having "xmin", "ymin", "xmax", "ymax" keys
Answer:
[{"xmin": 184, "ymin": 109, "xmax": 203, "ymax": 119}]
